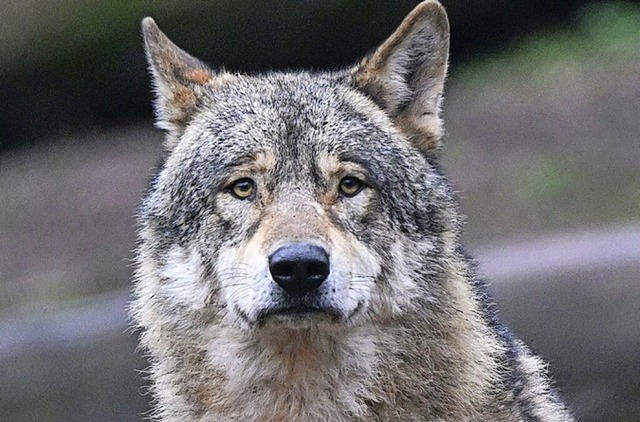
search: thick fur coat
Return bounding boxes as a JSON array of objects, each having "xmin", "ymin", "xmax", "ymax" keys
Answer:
[{"xmin": 131, "ymin": 2, "xmax": 574, "ymax": 420}]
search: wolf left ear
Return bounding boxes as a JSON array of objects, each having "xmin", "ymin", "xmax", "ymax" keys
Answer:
[
  {"xmin": 142, "ymin": 18, "xmax": 226, "ymax": 149},
  {"xmin": 353, "ymin": 0, "xmax": 449, "ymax": 153}
]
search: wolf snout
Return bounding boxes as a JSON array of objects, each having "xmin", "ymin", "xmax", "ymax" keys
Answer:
[{"xmin": 269, "ymin": 243, "xmax": 330, "ymax": 296}]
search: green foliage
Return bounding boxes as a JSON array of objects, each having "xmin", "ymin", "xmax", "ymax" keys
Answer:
[
  {"xmin": 456, "ymin": 1, "xmax": 640, "ymax": 79},
  {"xmin": 515, "ymin": 156, "xmax": 579, "ymax": 202},
  {"xmin": 578, "ymin": 2, "xmax": 640, "ymax": 52}
]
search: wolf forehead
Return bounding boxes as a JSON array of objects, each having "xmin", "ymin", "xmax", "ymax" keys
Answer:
[
  {"xmin": 189, "ymin": 75, "xmax": 408, "ymax": 153},
  {"xmin": 164, "ymin": 73, "xmax": 425, "ymax": 187}
]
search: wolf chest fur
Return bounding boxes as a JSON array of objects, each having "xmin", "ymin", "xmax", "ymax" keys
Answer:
[{"xmin": 131, "ymin": 1, "xmax": 574, "ymax": 420}]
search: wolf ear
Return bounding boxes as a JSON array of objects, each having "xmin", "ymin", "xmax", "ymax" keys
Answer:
[
  {"xmin": 353, "ymin": 1, "xmax": 449, "ymax": 153},
  {"xmin": 142, "ymin": 17, "xmax": 224, "ymax": 147}
]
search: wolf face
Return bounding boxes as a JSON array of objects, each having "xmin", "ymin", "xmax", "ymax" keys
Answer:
[
  {"xmin": 137, "ymin": 2, "xmax": 452, "ymax": 336},
  {"xmin": 144, "ymin": 74, "xmax": 454, "ymax": 334}
]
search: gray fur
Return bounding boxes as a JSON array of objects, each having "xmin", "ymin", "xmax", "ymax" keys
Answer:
[{"xmin": 131, "ymin": 1, "xmax": 574, "ymax": 421}]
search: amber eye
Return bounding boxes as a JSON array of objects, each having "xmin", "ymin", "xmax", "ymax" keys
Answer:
[
  {"xmin": 230, "ymin": 178, "xmax": 255, "ymax": 199},
  {"xmin": 338, "ymin": 176, "xmax": 364, "ymax": 197}
]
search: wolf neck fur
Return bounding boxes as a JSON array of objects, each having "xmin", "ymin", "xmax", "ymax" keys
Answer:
[{"xmin": 200, "ymin": 323, "xmax": 382, "ymax": 420}]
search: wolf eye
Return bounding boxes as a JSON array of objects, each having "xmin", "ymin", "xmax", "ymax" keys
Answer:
[
  {"xmin": 338, "ymin": 176, "xmax": 364, "ymax": 197},
  {"xmin": 229, "ymin": 178, "xmax": 255, "ymax": 199}
]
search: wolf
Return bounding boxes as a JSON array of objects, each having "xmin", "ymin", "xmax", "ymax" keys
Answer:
[{"xmin": 131, "ymin": 1, "xmax": 574, "ymax": 421}]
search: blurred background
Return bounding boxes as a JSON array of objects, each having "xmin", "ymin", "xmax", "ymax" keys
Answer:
[{"xmin": 1, "ymin": 0, "xmax": 639, "ymax": 420}]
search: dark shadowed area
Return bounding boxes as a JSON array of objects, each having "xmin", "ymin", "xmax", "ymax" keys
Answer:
[{"xmin": 1, "ymin": 1, "xmax": 639, "ymax": 421}]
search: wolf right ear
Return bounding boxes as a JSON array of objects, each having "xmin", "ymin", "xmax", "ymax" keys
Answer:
[
  {"xmin": 353, "ymin": 1, "xmax": 449, "ymax": 154},
  {"xmin": 142, "ymin": 18, "xmax": 228, "ymax": 149}
]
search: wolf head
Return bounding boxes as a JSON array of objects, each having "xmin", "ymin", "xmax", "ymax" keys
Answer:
[{"xmin": 135, "ymin": 1, "xmax": 455, "ymax": 336}]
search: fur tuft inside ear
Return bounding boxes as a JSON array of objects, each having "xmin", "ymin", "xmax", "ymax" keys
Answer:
[
  {"xmin": 142, "ymin": 17, "xmax": 223, "ymax": 148},
  {"xmin": 353, "ymin": 0, "xmax": 450, "ymax": 154}
]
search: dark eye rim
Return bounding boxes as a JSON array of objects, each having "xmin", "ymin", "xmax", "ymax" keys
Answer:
[
  {"xmin": 228, "ymin": 177, "xmax": 256, "ymax": 200},
  {"xmin": 338, "ymin": 176, "xmax": 365, "ymax": 197}
]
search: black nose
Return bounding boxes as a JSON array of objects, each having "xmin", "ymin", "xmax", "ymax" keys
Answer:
[{"xmin": 269, "ymin": 243, "xmax": 330, "ymax": 296}]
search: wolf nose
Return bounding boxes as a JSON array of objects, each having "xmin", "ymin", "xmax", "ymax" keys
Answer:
[{"xmin": 269, "ymin": 243, "xmax": 330, "ymax": 296}]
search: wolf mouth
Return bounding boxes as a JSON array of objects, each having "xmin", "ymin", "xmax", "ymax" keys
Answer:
[{"xmin": 257, "ymin": 305, "xmax": 342, "ymax": 324}]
